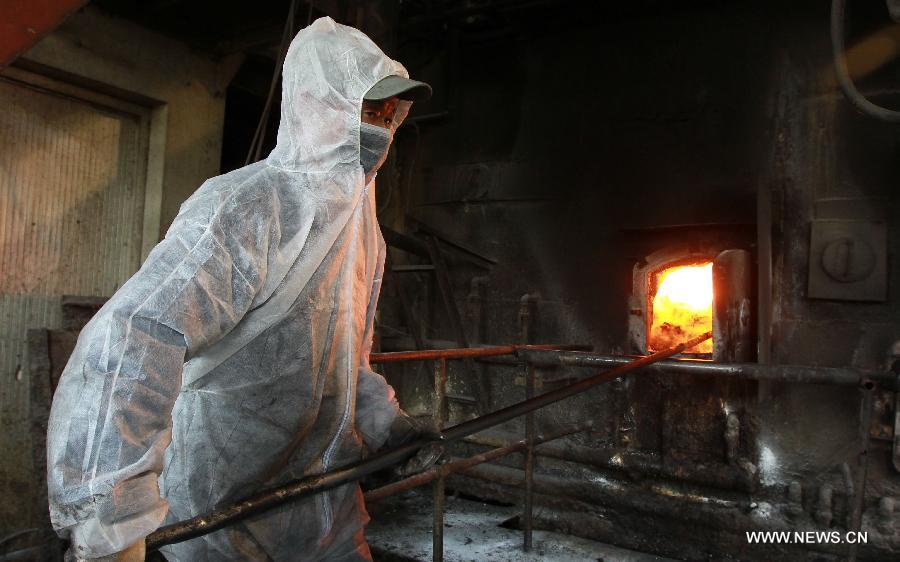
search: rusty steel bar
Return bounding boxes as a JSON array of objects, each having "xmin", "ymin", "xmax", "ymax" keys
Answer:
[
  {"xmin": 426, "ymin": 235, "xmax": 487, "ymax": 415},
  {"xmin": 433, "ymin": 475, "xmax": 444, "ymax": 562},
  {"xmin": 849, "ymin": 381, "xmax": 875, "ymax": 562},
  {"xmin": 516, "ymin": 349, "xmax": 898, "ymax": 390},
  {"xmin": 364, "ymin": 424, "xmax": 588, "ymax": 503},
  {"xmin": 432, "ymin": 358, "xmax": 447, "ymax": 562},
  {"xmin": 370, "ymin": 344, "xmax": 587, "ymax": 364},
  {"xmin": 439, "ymin": 332, "xmax": 711, "ymax": 444},
  {"xmin": 523, "ymin": 363, "xmax": 536, "ymax": 551},
  {"xmin": 147, "ymin": 333, "xmax": 709, "ymax": 551}
]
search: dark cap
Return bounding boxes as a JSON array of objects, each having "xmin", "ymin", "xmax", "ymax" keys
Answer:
[{"xmin": 364, "ymin": 75, "xmax": 432, "ymax": 102}]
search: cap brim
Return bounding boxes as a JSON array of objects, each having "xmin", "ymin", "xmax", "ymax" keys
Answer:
[{"xmin": 364, "ymin": 75, "xmax": 432, "ymax": 102}]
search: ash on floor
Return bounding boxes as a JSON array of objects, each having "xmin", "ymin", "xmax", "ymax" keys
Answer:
[{"xmin": 364, "ymin": 491, "xmax": 673, "ymax": 562}]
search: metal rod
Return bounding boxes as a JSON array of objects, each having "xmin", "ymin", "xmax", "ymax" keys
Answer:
[
  {"xmin": 387, "ymin": 248, "xmax": 433, "ymax": 427},
  {"xmin": 426, "ymin": 234, "xmax": 489, "ymax": 415},
  {"xmin": 363, "ymin": 424, "xmax": 588, "ymax": 503},
  {"xmin": 848, "ymin": 381, "xmax": 875, "ymax": 562},
  {"xmin": 523, "ymin": 363, "xmax": 535, "ymax": 551},
  {"xmin": 0, "ymin": 546, "xmax": 47, "ymax": 562},
  {"xmin": 433, "ymin": 474, "xmax": 444, "ymax": 562},
  {"xmin": 520, "ymin": 293, "xmax": 536, "ymax": 551},
  {"xmin": 370, "ymin": 344, "xmax": 588, "ymax": 364},
  {"xmin": 439, "ymin": 332, "xmax": 711, "ymax": 444},
  {"xmin": 432, "ymin": 358, "xmax": 447, "ymax": 562},
  {"xmin": 517, "ymin": 349, "xmax": 897, "ymax": 390},
  {"xmin": 463, "ymin": 431, "xmax": 756, "ymax": 492},
  {"xmin": 379, "ymin": 336, "xmax": 591, "ymax": 355},
  {"xmin": 147, "ymin": 333, "xmax": 709, "ymax": 551}
]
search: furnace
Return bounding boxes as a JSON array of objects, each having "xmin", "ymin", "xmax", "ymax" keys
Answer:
[
  {"xmin": 629, "ymin": 237, "xmax": 755, "ymax": 363},
  {"xmin": 648, "ymin": 261, "xmax": 714, "ymax": 355}
]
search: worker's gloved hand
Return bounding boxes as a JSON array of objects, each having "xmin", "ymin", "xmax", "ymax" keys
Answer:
[
  {"xmin": 384, "ymin": 410, "xmax": 446, "ymax": 477},
  {"xmin": 395, "ymin": 442, "xmax": 446, "ymax": 478},
  {"xmin": 384, "ymin": 409, "xmax": 442, "ymax": 449},
  {"xmin": 66, "ymin": 539, "xmax": 146, "ymax": 562}
]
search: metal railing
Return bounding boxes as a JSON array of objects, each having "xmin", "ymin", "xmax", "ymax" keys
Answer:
[
  {"xmin": 367, "ymin": 345, "xmax": 588, "ymax": 559},
  {"xmin": 144, "ymin": 332, "xmax": 900, "ymax": 559},
  {"xmin": 364, "ymin": 340, "xmax": 896, "ymax": 561}
]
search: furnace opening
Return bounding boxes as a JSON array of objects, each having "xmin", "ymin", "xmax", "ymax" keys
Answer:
[{"xmin": 648, "ymin": 262, "xmax": 713, "ymax": 355}]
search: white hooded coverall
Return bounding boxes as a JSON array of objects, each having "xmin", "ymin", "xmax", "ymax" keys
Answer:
[{"xmin": 46, "ymin": 17, "xmax": 411, "ymax": 561}]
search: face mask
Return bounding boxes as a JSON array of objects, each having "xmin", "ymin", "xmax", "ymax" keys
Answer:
[{"xmin": 360, "ymin": 122, "xmax": 393, "ymax": 177}]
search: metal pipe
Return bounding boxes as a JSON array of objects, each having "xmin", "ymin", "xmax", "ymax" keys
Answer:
[
  {"xmin": 831, "ymin": 0, "xmax": 900, "ymax": 122},
  {"xmin": 519, "ymin": 293, "xmax": 537, "ymax": 551},
  {"xmin": 439, "ymin": 332, "xmax": 711, "ymax": 444},
  {"xmin": 464, "ymin": 431, "xmax": 757, "ymax": 492},
  {"xmin": 147, "ymin": 333, "xmax": 709, "ymax": 551},
  {"xmin": 432, "ymin": 359, "xmax": 446, "ymax": 562},
  {"xmin": 433, "ymin": 475, "xmax": 444, "ymax": 562},
  {"xmin": 0, "ymin": 546, "xmax": 47, "ymax": 562},
  {"xmin": 370, "ymin": 343, "xmax": 584, "ymax": 364},
  {"xmin": 849, "ymin": 382, "xmax": 875, "ymax": 562},
  {"xmin": 517, "ymin": 349, "xmax": 897, "ymax": 390},
  {"xmin": 379, "ymin": 335, "xmax": 591, "ymax": 355},
  {"xmin": 523, "ymin": 363, "xmax": 535, "ymax": 551},
  {"xmin": 363, "ymin": 424, "xmax": 587, "ymax": 503}
]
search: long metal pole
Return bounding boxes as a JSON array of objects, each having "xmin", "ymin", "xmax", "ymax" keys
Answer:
[
  {"xmin": 523, "ymin": 363, "xmax": 535, "ymax": 551},
  {"xmin": 433, "ymin": 358, "xmax": 447, "ymax": 562},
  {"xmin": 369, "ymin": 344, "xmax": 585, "ymax": 364},
  {"xmin": 364, "ymin": 423, "xmax": 588, "ymax": 503},
  {"xmin": 438, "ymin": 332, "xmax": 711, "ymax": 444},
  {"xmin": 848, "ymin": 382, "xmax": 875, "ymax": 562},
  {"xmin": 517, "ymin": 349, "xmax": 896, "ymax": 390},
  {"xmin": 146, "ymin": 332, "xmax": 710, "ymax": 551}
]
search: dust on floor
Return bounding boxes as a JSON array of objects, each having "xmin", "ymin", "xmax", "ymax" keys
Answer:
[{"xmin": 365, "ymin": 491, "xmax": 675, "ymax": 562}]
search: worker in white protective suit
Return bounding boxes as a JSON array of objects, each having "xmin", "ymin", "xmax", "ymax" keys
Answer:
[{"xmin": 46, "ymin": 17, "xmax": 432, "ymax": 562}]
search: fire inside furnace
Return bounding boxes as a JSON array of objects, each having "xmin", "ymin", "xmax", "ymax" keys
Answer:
[{"xmin": 649, "ymin": 262, "xmax": 713, "ymax": 354}]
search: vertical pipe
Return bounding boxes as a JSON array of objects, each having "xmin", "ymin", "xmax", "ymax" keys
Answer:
[
  {"xmin": 426, "ymin": 236, "xmax": 487, "ymax": 414},
  {"xmin": 523, "ymin": 362, "xmax": 535, "ymax": 551},
  {"xmin": 432, "ymin": 358, "xmax": 447, "ymax": 562},
  {"xmin": 519, "ymin": 293, "xmax": 536, "ymax": 550},
  {"xmin": 848, "ymin": 382, "xmax": 875, "ymax": 562}
]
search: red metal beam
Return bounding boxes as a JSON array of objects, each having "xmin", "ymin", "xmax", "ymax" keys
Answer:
[{"xmin": 1, "ymin": 0, "xmax": 88, "ymax": 69}]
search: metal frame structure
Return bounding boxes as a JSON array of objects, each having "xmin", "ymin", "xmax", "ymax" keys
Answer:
[
  {"xmin": 365, "ymin": 345, "xmax": 588, "ymax": 560},
  {"xmin": 146, "ymin": 332, "xmax": 900, "ymax": 560},
  {"xmin": 146, "ymin": 335, "xmax": 708, "ymax": 553}
]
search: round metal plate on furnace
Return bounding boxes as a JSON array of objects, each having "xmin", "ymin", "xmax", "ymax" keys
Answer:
[{"xmin": 820, "ymin": 236, "xmax": 876, "ymax": 283}]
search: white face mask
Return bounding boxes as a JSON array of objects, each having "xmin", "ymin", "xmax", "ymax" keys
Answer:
[{"xmin": 359, "ymin": 122, "xmax": 393, "ymax": 179}]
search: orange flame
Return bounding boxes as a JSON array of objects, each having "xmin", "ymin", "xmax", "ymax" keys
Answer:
[{"xmin": 649, "ymin": 263, "xmax": 713, "ymax": 354}]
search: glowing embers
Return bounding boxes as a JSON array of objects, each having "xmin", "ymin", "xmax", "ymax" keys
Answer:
[{"xmin": 648, "ymin": 262, "xmax": 713, "ymax": 354}]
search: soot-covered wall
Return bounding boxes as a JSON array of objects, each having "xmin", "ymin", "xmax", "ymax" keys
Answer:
[
  {"xmin": 377, "ymin": 1, "xmax": 900, "ymax": 559},
  {"xmin": 386, "ymin": 3, "xmax": 765, "ymax": 353}
]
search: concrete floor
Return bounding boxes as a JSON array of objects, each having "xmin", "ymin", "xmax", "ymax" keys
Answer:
[{"xmin": 365, "ymin": 491, "xmax": 675, "ymax": 562}]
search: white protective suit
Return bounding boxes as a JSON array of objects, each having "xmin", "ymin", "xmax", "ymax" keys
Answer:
[{"xmin": 47, "ymin": 17, "xmax": 411, "ymax": 561}]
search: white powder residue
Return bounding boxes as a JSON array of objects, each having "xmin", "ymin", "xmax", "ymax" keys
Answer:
[
  {"xmin": 752, "ymin": 501, "xmax": 774, "ymax": 520},
  {"xmin": 758, "ymin": 444, "xmax": 782, "ymax": 486}
]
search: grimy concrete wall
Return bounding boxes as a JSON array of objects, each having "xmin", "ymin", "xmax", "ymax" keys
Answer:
[
  {"xmin": 5, "ymin": 5, "xmax": 228, "ymax": 537},
  {"xmin": 21, "ymin": 5, "xmax": 231, "ymax": 238},
  {"xmin": 380, "ymin": 1, "xmax": 900, "ymax": 559}
]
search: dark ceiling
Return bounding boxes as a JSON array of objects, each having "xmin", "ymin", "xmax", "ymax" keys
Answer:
[
  {"xmin": 90, "ymin": 0, "xmax": 739, "ymax": 61},
  {"xmin": 92, "ymin": 0, "xmax": 303, "ymax": 57}
]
